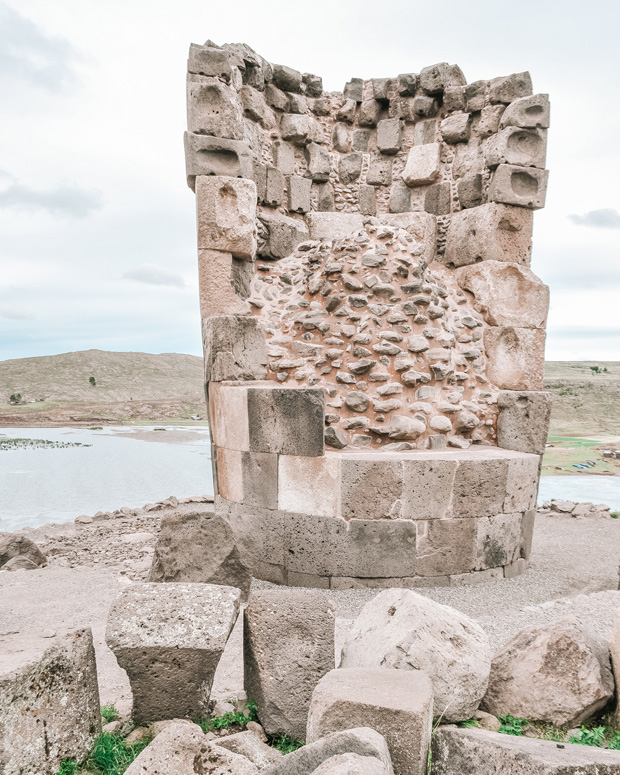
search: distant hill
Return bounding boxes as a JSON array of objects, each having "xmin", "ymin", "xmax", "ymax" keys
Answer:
[
  {"xmin": 0, "ymin": 350, "xmax": 205, "ymax": 426},
  {"xmin": 544, "ymin": 361, "xmax": 620, "ymax": 438}
]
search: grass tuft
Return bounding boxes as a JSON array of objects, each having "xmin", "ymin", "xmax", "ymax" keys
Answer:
[
  {"xmin": 100, "ymin": 705, "xmax": 119, "ymax": 724},
  {"xmin": 56, "ymin": 732, "xmax": 151, "ymax": 775},
  {"xmin": 269, "ymin": 733, "xmax": 304, "ymax": 754}
]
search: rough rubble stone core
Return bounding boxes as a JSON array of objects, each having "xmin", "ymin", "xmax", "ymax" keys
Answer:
[{"xmin": 186, "ymin": 41, "xmax": 552, "ymax": 587}]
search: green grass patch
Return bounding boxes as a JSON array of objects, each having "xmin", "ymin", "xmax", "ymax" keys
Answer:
[
  {"xmin": 0, "ymin": 437, "xmax": 92, "ymax": 451},
  {"xmin": 56, "ymin": 732, "xmax": 151, "ymax": 775},
  {"xmin": 269, "ymin": 733, "xmax": 304, "ymax": 754},
  {"xmin": 499, "ymin": 715, "xmax": 527, "ymax": 736},
  {"xmin": 100, "ymin": 705, "xmax": 119, "ymax": 723},
  {"xmin": 197, "ymin": 698, "xmax": 259, "ymax": 734},
  {"xmin": 547, "ymin": 436, "xmax": 600, "ymax": 447},
  {"xmin": 491, "ymin": 716, "xmax": 620, "ymax": 749}
]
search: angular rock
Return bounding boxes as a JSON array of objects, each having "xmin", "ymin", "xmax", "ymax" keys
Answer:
[
  {"xmin": 377, "ymin": 119, "xmax": 402, "ymax": 154},
  {"xmin": 610, "ymin": 609, "xmax": 620, "ymax": 728},
  {"xmin": 198, "ymin": 249, "xmax": 250, "ymax": 318},
  {"xmin": 106, "ymin": 582, "xmax": 241, "ymax": 723},
  {"xmin": 149, "ymin": 506, "xmax": 252, "ymax": 599},
  {"xmin": 484, "ymin": 326, "xmax": 546, "ymax": 391},
  {"xmin": 305, "ymin": 143, "xmax": 331, "ymax": 182},
  {"xmin": 402, "ymin": 144, "xmax": 441, "ymax": 187},
  {"xmin": 240, "ymin": 85, "xmax": 276, "ymax": 129},
  {"xmin": 488, "ymin": 163, "xmax": 549, "ymax": 210},
  {"xmin": 484, "ymin": 125, "xmax": 547, "ymax": 170},
  {"xmin": 339, "ymin": 589, "xmax": 491, "ymax": 721},
  {"xmin": 307, "ymin": 668, "xmax": 433, "ymax": 775},
  {"xmin": 244, "ymin": 588, "xmax": 335, "ymax": 737},
  {"xmin": 456, "ymin": 261, "xmax": 549, "ymax": 329},
  {"xmin": 501, "ymin": 93, "xmax": 551, "ymax": 129},
  {"xmin": 311, "ymin": 753, "xmax": 389, "ymax": 775},
  {"xmin": 497, "ymin": 390, "xmax": 552, "ymax": 454},
  {"xmin": 0, "ymin": 629, "xmax": 101, "ymax": 775},
  {"xmin": 482, "ymin": 617, "xmax": 614, "ymax": 726},
  {"xmin": 259, "ymin": 213, "xmax": 310, "ymax": 259},
  {"xmin": 187, "ymin": 75, "xmax": 244, "ymax": 139},
  {"xmin": 388, "ymin": 415, "xmax": 426, "ymax": 440},
  {"xmin": 288, "ymin": 175, "xmax": 312, "ymax": 213},
  {"xmin": 439, "ymin": 113, "xmax": 471, "ymax": 144},
  {"xmin": 420, "ymin": 63, "xmax": 466, "ymax": 95},
  {"xmin": 457, "ymin": 173, "xmax": 483, "ymax": 209},
  {"xmin": 196, "ymin": 176, "xmax": 257, "ymax": 259},
  {"xmin": 489, "ymin": 71, "xmax": 533, "ymax": 104},
  {"xmin": 203, "ymin": 315, "xmax": 268, "ymax": 382},
  {"xmin": 247, "ymin": 386, "xmax": 325, "ymax": 456},
  {"xmin": 444, "ymin": 203, "xmax": 533, "ymax": 267},
  {"xmin": 432, "ymin": 726, "xmax": 620, "ymax": 775},
  {"xmin": 0, "ymin": 532, "xmax": 46, "ymax": 569},
  {"xmin": 273, "ymin": 64, "xmax": 303, "ymax": 93},
  {"xmin": 184, "ymin": 133, "xmax": 254, "ymax": 191},
  {"xmin": 305, "ymin": 213, "xmax": 364, "ymax": 241},
  {"xmin": 216, "ymin": 730, "xmax": 283, "ymax": 769},
  {"xmin": 124, "ymin": 720, "xmax": 209, "ymax": 775},
  {"xmin": 339, "ymin": 153, "xmax": 363, "ymax": 184},
  {"xmin": 262, "ymin": 728, "xmax": 394, "ymax": 775},
  {"xmin": 188, "ymin": 44, "xmax": 233, "ymax": 80}
]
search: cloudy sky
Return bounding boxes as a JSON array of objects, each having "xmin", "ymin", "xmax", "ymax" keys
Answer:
[{"xmin": 1, "ymin": 0, "xmax": 619, "ymax": 362}]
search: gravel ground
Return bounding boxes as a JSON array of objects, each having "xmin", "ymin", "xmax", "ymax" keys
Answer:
[{"xmin": 1, "ymin": 508, "xmax": 619, "ymax": 718}]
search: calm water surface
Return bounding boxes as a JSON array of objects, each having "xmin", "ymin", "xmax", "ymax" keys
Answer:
[
  {"xmin": 0, "ymin": 427, "xmax": 213, "ymax": 532},
  {"xmin": 2, "ymin": 427, "xmax": 620, "ymax": 531}
]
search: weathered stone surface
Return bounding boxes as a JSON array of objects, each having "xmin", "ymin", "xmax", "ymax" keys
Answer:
[
  {"xmin": 389, "ymin": 182, "xmax": 411, "ymax": 213},
  {"xmin": 483, "ymin": 617, "xmax": 614, "ymax": 726},
  {"xmin": 451, "ymin": 456, "xmax": 508, "ymax": 518},
  {"xmin": 106, "ymin": 583, "xmax": 241, "ymax": 723},
  {"xmin": 341, "ymin": 457, "xmax": 404, "ymax": 519},
  {"xmin": 457, "ymin": 173, "xmax": 483, "ymax": 209},
  {"xmin": 0, "ymin": 629, "xmax": 101, "ymax": 775},
  {"xmin": 610, "ymin": 609, "xmax": 620, "ymax": 728},
  {"xmin": 475, "ymin": 512, "xmax": 522, "ymax": 570},
  {"xmin": 501, "ymin": 93, "xmax": 551, "ymax": 129},
  {"xmin": 259, "ymin": 213, "xmax": 309, "ymax": 259},
  {"xmin": 188, "ymin": 43, "xmax": 232, "ymax": 80},
  {"xmin": 359, "ymin": 184, "xmax": 377, "ymax": 216},
  {"xmin": 497, "ymin": 390, "xmax": 552, "ymax": 454},
  {"xmin": 273, "ymin": 64, "xmax": 303, "ymax": 93},
  {"xmin": 376, "ymin": 119, "xmax": 402, "ymax": 154},
  {"xmin": 484, "ymin": 326, "xmax": 546, "ymax": 390},
  {"xmin": 124, "ymin": 720, "xmax": 209, "ymax": 775},
  {"xmin": 262, "ymin": 728, "xmax": 394, "ymax": 775},
  {"xmin": 242, "ymin": 451, "xmax": 279, "ymax": 510},
  {"xmin": 489, "ymin": 71, "xmax": 533, "ymax": 104},
  {"xmin": 216, "ymin": 730, "xmax": 283, "ymax": 769},
  {"xmin": 0, "ymin": 532, "xmax": 46, "ymax": 569},
  {"xmin": 420, "ymin": 63, "xmax": 466, "ymax": 95},
  {"xmin": 244, "ymin": 588, "xmax": 335, "ymax": 737},
  {"xmin": 339, "ymin": 153, "xmax": 364, "ymax": 184},
  {"xmin": 424, "ymin": 182, "xmax": 451, "ymax": 216},
  {"xmin": 402, "ymin": 457, "xmax": 457, "ymax": 519},
  {"xmin": 402, "ymin": 144, "xmax": 441, "ymax": 187},
  {"xmin": 440, "ymin": 113, "xmax": 471, "ymax": 144},
  {"xmin": 307, "ymin": 668, "xmax": 433, "ymax": 775},
  {"xmin": 196, "ymin": 176, "xmax": 257, "ymax": 259},
  {"xmin": 305, "ymin": 142, "xmax": 331, "ymax": 182},
  {"xmin": 247, "ymin": 386, "xmax": 325, "ymax": 456},
  {"xmin": 216, "ymin": 447, "xmax": 244, "ymax": 503},
  {"xmin": 279, "ymin": 454, "xmax": 341, "ymax": 517},
  {"xmin": 208, "ymin": 382, "xmax": 250, "ymax": 450},
  {"xmin": 184, "ymin": 133, "xmax": 254, "ymax": 190},
  {"xmin": 484, "ymin": 126, "xmax": 547, "ymax": 170},
  {"xmin": 148, "ymin": 506, "xmax": 252, "ymax": 598},
  {"xmin": 432, "ymin": 726, "xmax": 620, "ymax": 775},
  {"xmin": 288, "ymin": 175, "xmax": 312, "ymax": 213},
  {"xmin": 456, "ymin": 261, "xmax": 549, "ymax": 329},
  {"xmin": 306, "ymin": 212, "xmax": 365, "ymax": 241},
  {"xmin": 444, "ymin": 203, "xmax": 533, "ymax": 267},
  {"xmin": 198, "ymin": 249, "xmax": 250, "ymax": 317},
  {"xmin": 240, "ymin": 85, "xmax": 276, "ymax": 129},
  {"xmin": 187, "ymin": 75, "xmax": 244, "ymax": 139},
  {"xmin": 203, "ymin": 315, "xmax": 268, "ymax": 382},
  {"xmin": 280, "ymin": 114, "xmax": 315, "ymax": 146},
  {"xmin": 339, "ymin": 589, "xmax": 491, "ymax": 721},
  {"xmin": 311, "ymin": 753, "xmax": 389, "ymax": 775},
  {"xmin": 264, "ymin": 166, "xmax": 285, "ymax": 206},
  {"xmin": 488, "ymin": 164, "xmax": 549, "ymax": 209}
]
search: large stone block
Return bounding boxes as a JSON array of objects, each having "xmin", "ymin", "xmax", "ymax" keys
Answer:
[
  {"xmin": 497, "ymin": 390, "xmax": 552, "ymax": 454},
  {"xmin": 279, "ymin": 454, "xmax": 341, "ymax": 516},
  {"xmin": 402, "ymin": 458, "xmax": 457, "ymax": 519},
  {"xmin": 610, "ymin": 609, "xmax": 620, "ymax": 728},
  {"xmin": 259, "ymin": 213, "xmax": 310, "ymax": 259},
  {"xmin": 305, "ymin": 212, "xmax": 365, "ymax": 241},
  {"xmin": 489, "ymin": 71, "xmax": 533, "ymax": 104},
  {"xmin": 244, "ymin": 588, "xmax": 335, "ymax": 737},
  {"xmin": 311, "ymin": 753, "xmax": 389, "ymax": 775},
  {"xmin": 216, "ymin": 446, "xmax": 244, "ymax": 502},
  {"xmin": 148, "ymin": 506, "xmax": 252, "ymax": 598},
  {"xmin": 248, "ymin": 386, "xmax": 325, "ymax": 456},
  {"xmin": 376, "ymin": 119, "xmax": 402, "ymax": 154},
  {"xmin": 432, "ymin": 726, "xmax": 620, "ymax": 775},
  {"xmin": 184, "ymin": 132, "xmax": 254, "ymax": 190},
  {"xmin": 208, "ymin": 382, "xmax": 250, "ymax": 451},
  {"xmin": 188, "ymin": 43, "xmax": 233, "ymax": 80},
  {"xmin": 501, "ymin": 93, "xmax": 551, "ymax": 129},
  {"xmin": 216, "ymin": 729, "xmax": 284, "ymax": 769},
  {"xmin": 288, "ymin": 175, "xmax": 312, "ymax": 213},
  {"xmin": 203, "ymin": 315, "xmax": 268, "ymax": 382},
  {"xmin": 196, "ymin": 176, "xmax": 257, "ymax": 259},
  {"xmin": 285, "ymin": 514, "xmax": 417, "ymax": 579},
  {"xmin": 307, "ymin": 668, "xmax": 433, "ymax": 775},
  {"xmin": 339, "ymin": 589, "xmax": 491, "ymax": 722},
  {"xmin": 475, "ymin": 512, "xmax": 522, "ymax": 570},
  {"xmin": 280, "ymin": 114, "xmax": 319, "ymax": 146},
  {"xmin": 482, "ymin": 617, "xmax": 614, "ymax": 726},
  {"xmin": 242, "ymin": 450, "xmax": 279, "ymax": 509},
  {"xmin": 455, "ymin": 261, "xmax": 549, "ymax": 329},
  {"xmin": 106, "ymin": 582, "xmax": 241, "ymax": 723},
  {"xmin": 439, "ymin": 113, "xmax": 471, "ymax": 144},
  {"xmin": 451, "ymin": 456, "xmax": 509, "ymax": 518},
  {"xmin": 0, "ymin": 629, "xmax": 101, "ymax": 775},
  {"xmin": 504, "ymin": 454, "xmax": 540, "ymax": 512},
  {"xmin": 305, "ymin": 142, "xmax": 331, "ymax": 182},
  {"xmin": 187, "ymin": 75, "xmax": 244, "ymax": 139},
  {"xmin": 198, "ymin": 249, "xmax": 250, "ymax": 317},
  {"xmin": 0, "ymin": 532, "xmax": 46, "ymax": 569},
  {"xmin": 484, "ymin": 326, "xmax": 546, "ymax": 390},
  {"xmin": 240, "ymin": 85, "xmax": 276, "ymax": 129},
  {"xmin": 402, "ymin": 144, "xmax": 441, "ymax": 187},
  {"xmin": 488, "ymin": 164, "xmax": 549, "ymax": 209},
  {"xmin": 262, "ymin": 728, "xmax": 394, "ymax": 775},
  {"xmin": 483, "ymin": 126, "xmax": 547, "ymax": 169},
  {"xmin": 415, "ymin": 518, "xmax": 477, "ymax": 576},
  {"xmin": 444, "ymin": 203, "xmax": 533, "ymax": 267},
  {"xmin": 420, "ymin": 63, "xmax": 466, "ymax": 95},
  {"xmin": 340, "ymin": 457, "xmax": 404, "ymax": 519},
  {"xmin": 124, "ymin": 720, "xmax": 209, "ymax": 775}
]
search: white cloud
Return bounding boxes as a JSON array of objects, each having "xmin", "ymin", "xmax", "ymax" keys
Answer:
[
  {"xmin": 0, "ymin": 180, "xmax": 103, "ymax": 217},
  {"xmin": 568, "ymin": 209, "xmax": 620, "ymax": 229},
  {"xmin": 0, "ymin": 305, "xmax": 35, "ymax": 320},
  {"xmin": 123, "ymin": 263, "xmax": 186, "ymax": 288}
]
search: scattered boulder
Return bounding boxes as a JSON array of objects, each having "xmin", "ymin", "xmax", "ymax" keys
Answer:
[
  {"xmin": 608, "ymin": 608, "xmax": 620, "ymax": 728},
  {"xmin": 482, "ymin": 617, "xmax": 614, "ymax": 726},
  {"xmin": 307, "ymin": 668, "xmax": 433, "ymax": 775},
  {"xmin": 0, "ymin": 532, "xmax": 46, "ymax": 570},
  {"xmin": 312, "ymin": 753, "xmax": 389, "ymax": 775},
  {"xmin": 1, "ymin": 555, "xmax": 40, "ymax": 571},
  {"xmin": 0, "ymin": 628, "xmax": 101, "ymax": 775},
  {"xmin": 106, "ymin": 582, "xmax": 241, "ymax": 723},
  {"xmin": 431, "ymin": 726, "xmax": 620, "ymax": 775},
  {"xmin": 244, "ymin": 588, "xmax": 335, "ymax": 738},
  {"xmin": 262, "ymin": 728, "xmax": 394, "ymax": 775},
  {"xmin": 216, "ymin": 730, "xmax": 283, "ymax": 769},
  {"xmin": 339, "ymin": 589, "xmax": 491, "ymax": 722},
  {"xmin": 149, "ymin": 506, "xmax": 252, "ymax": 599},
  {"xmin": 202, "ymin": 743, "xmax": 260, "ymax": 775}
]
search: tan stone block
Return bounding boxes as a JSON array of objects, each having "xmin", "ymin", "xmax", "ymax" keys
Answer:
[
  {"xmin": 485, "ymin": 326, "xmax": 546, "ymax": 390},
  {"xmin": 456, "ymin": 261, "xmax": 549, "ymax": 329},
  {"xmin": 198, "ymin": 249, "xmax": 250, "ymax": 318},
  {"xmin": 402, "ymin": 458, "xmax": 457, "ymax": 520},
  {"xmin": 187, "ymin": 75, "xmax": 244, "ymax": 139},
  {"xmin": 497, "ymin": 390, "xmax": 552, "ymax": 455},
  {"xmin": 208, "ymin": 383, "xmax": 250, "ymax": 451},
  {"xmin": 450, "ymin": 567, "xmax": 503, "ymax": 586},
  {"xmin": 279, "ymin": 454, "xmax": 341, "ymax": 517},
  {"xmin": 305, "ymin": 212, "xmax": 365, "ymax": 240},
  {"xmin": 444, "ymin": 203, "xmax": 533, "ymax": 267},
  {"xmin": 402, "ymin": 144, "xmax": 441, "ymax": 187},
  {"xmin": 475, "ymin": 513, "xmax": 522, "ymax": 570},
  {"xmin": 202, "ymin": 315, "xmax": 268, "ymax": 382},
  {"xmin": 483, "ymin": 127, "xmax": 547, "ymax": 170},
  {"xmin": 500, "ymin": 94, "xmax": 550, "ymax": 130},
  {"xmin": 451, "ymin": 457, "xmax": 509, "ymax": 518},
  {"xmin": 415, "ymin": 518, "xmax": 476, "ymax": 576},
  {"xmin": 196, "ymin": 175, "xmax": 257, "ymax": 259},
  {"xmin": 504, "ymin": 557, "xmax": 527, "ymax": 578},
  {"xmin": 288, "ymin": 571, "xmax": 330, "ymax": 589},
  {"xmin": 488, "ymin": 164, "xmax": 549, "ymax": 210},
  {"xmin": 504, "ymin": 454, "xmax": 540, "ymax": 512},
  {"xmin": 216, "ymin": 447, "xmax": 244, "ymax": 503}
]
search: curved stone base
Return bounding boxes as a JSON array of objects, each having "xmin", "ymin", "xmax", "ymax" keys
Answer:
[{"xmin": 214, "ymin": 447, "xmax": 538, "ymax": 589}]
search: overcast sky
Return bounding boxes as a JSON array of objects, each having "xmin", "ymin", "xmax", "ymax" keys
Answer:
[{"xmin": 1, "ymin": 0, "xmax": 619, "ymax": 362}]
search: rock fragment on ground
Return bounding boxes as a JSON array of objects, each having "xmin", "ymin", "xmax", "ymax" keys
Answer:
[{"xmin": 0, "ymin": 532, "xmax": 46, "ymax": 570}]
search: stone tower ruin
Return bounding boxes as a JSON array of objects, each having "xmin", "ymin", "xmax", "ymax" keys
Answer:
[{"xmin": 185, "ymin": 41, "xmax": 552, "ymax": 588}]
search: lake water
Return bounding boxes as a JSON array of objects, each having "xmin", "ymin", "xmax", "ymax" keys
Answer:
[
  {"xmin": 2, "ymin": 427, "xmax": 620, "ymax": 532},
  {"xmin": 0, "ymin": 427, "xmax": 213, "ymax": 532}
]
